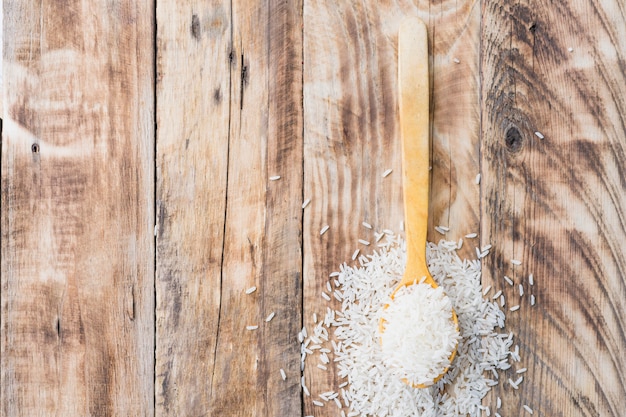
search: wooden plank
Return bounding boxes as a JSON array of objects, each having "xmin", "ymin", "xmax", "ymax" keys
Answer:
[
  {"xmin": 302, "ymin": 1, "xmax": 481, "ymax": 414},
  {"xmin": 427, "ymin": 0, "xmax": 482, "ymax": 256},
  {"xmin": 481, "ymin": 0, "xmax": 626, "ymax": 415},
  {"xmin": 155, "ymin": 1, "xmax": 230, "ymax": 414},
  {"xmin": 1, "ymin": 1, "xmax": 155, "ymax": 415},
  {"xmin": 156, "ymin": 0, "xmax": 303, "ymax": 415},
  {"xmin": 303, "ymin": 3, "xmax": 403, "ymax": 412}
]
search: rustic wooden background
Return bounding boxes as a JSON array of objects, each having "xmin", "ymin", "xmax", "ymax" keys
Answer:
[{"xmin": 2, "ymin": 0, "xmax": 625, "ymax": 416}]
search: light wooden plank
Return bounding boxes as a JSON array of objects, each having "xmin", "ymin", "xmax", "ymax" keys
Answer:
[
  {"xmin": 481, "ymin": 0, "xmax": 626, "ymax": 415},
  {"xmin": 303, "ymin": 1, "xmax": 481, "ymax": 413},
  {"xmin": 1, "ymin": 1, "xmax": 155, "ymax": 415},
  {"xmin": 303, "ymin": 3, "xmax": 404, "ymax": 412},
  {"xmin": 156, "ymin": 0, "xmax": 303, "ymax": 415},
  {"xmin": 155, "ymin": 0, "xmax": 231, "ymax": 414},
  {"xmin": 427, "ymin": 0, "xmax": 482, "ymax": 257}
]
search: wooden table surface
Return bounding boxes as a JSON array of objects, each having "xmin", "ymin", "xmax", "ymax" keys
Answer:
[{"xmin": 2, "ymin": 0, "xmax": 625, "ymax": 416}]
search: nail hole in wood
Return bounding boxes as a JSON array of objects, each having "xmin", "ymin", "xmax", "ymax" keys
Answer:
[
  {"xmin": 31, "ymin": 143, "xmax": 40, "ymax": 153},
  {"xmin": 505, "ymin": 127, "xmax": 523, "ymax": 153}
]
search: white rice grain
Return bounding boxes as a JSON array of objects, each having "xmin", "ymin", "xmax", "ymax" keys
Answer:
[
  {"xmin": 280, "ymin": 368, "xmax": 286, "ymax": 380},
  {"xmin": 523, "ymin": 405, "xmax": 534, "ymax": 414},
  {"xmin": 245, "ymin": 286, "xmax": 257, "ymax": 294},
  {"xmin": 302, "ymin": 198, "xmax": 311, "ymax": 209},
  {"xmin": 511, "ymin": 259, "xmax": 522, "ymax": 265},
  {"xmin": 265, "ymin": 312, "xmax": 276, "ymax": 322},
  {"xmin": 534, "ymin": 131, "xmax": 545, "ymax": 139},
  {"xmin": 382, "ymin": 168, "xmax": 393, "ymax": 177},
  {"xmin": 246, "ymin": 325, "xmax": 258, "ymax": 330},
  {"xmin": 269, "ymin": 175, "xmax": 281, "ymax": 181},
  {"xmin": 320, "ymin": 225, "xmax": 330, "ymax": 235},
  {"xmin": 362, "ymin": 221, "xmax": 373, "ymax": 229}
]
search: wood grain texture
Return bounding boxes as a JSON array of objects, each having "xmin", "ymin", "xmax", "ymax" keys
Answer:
[
  {"xmin": 303, "ymin": 1, "xmax": 481, "ymax": 414},
  {"xmin": 303, "ymin": 3, "xmax": 403, "ymax": 413},
  {"xmin": 427, "ymin": 0, "xmax": 481, "ymax": 256},
  {"xmin": 1, "ymin": 1, "xmax": 155, "ymax": 415},
  {"xmin": 481, "ymin": 0, "xmax": 626, "ymax": 416},
  {"xmin": 156, "ymin": 0, "xmax": 303, "ymax": 415},
  {"xmin": 155, "ymin": 1, "xmax": 231, "ymax": 414}
]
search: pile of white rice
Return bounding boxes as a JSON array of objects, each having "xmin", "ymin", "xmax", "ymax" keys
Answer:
[
  {"xmin": 380, "ymin": 283, "xmax": 460, "ymax": 387},
  {"xmin": 300, "ymin": 234, "xmax": 520, "ymax": 417}
]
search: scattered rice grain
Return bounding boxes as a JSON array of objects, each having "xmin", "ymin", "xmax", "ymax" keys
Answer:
[
  {"xmin": 269, "ymin": 175, "xmax": 281, "ymax": 181},
  {"xmin": 320, "ymin": 225, "xmax": 330, "ymax": 235},
  {"xmin": 302, "ymin": 199, "xmax": 311, "ymax": 209},
  {"xmin": 382, "ymin": 168, "xmax": 393, "ymax": 177}
]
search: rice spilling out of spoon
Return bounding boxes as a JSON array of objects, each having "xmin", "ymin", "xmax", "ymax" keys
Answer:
[{"xmin": 301, "ymin": 234, "xmax": 519, "ymax": 417}]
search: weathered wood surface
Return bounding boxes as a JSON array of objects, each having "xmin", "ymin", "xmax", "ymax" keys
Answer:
[
  {"xmin": 156, "ymin": 0, "xmax": 303, "ymax": 415},
  {"xmin": 1, "ymin": 1, "xmax": 155, "ymax": 415},
  {"xmin": 2, "ymin": 0, "xmax": 625, "ymax": 416},
  {"xmin": 481, "ymin": 1, "xmax": 626, "ymax": 416}
]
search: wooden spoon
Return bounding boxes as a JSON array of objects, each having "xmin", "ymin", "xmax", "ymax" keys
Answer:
[{"xmin": 380, "ymin": 17, "xmax": 458, "ymax": 388}]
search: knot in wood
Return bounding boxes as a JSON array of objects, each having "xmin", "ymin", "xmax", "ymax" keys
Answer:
[{"xmin": 504, "ymin": 126, "xmax": 523, "ymax": 153}]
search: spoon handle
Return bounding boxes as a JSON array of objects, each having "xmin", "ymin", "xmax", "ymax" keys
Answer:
[{"xmin": 398, "ymin": 18, "xmax": 431, "ymax": 285}]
